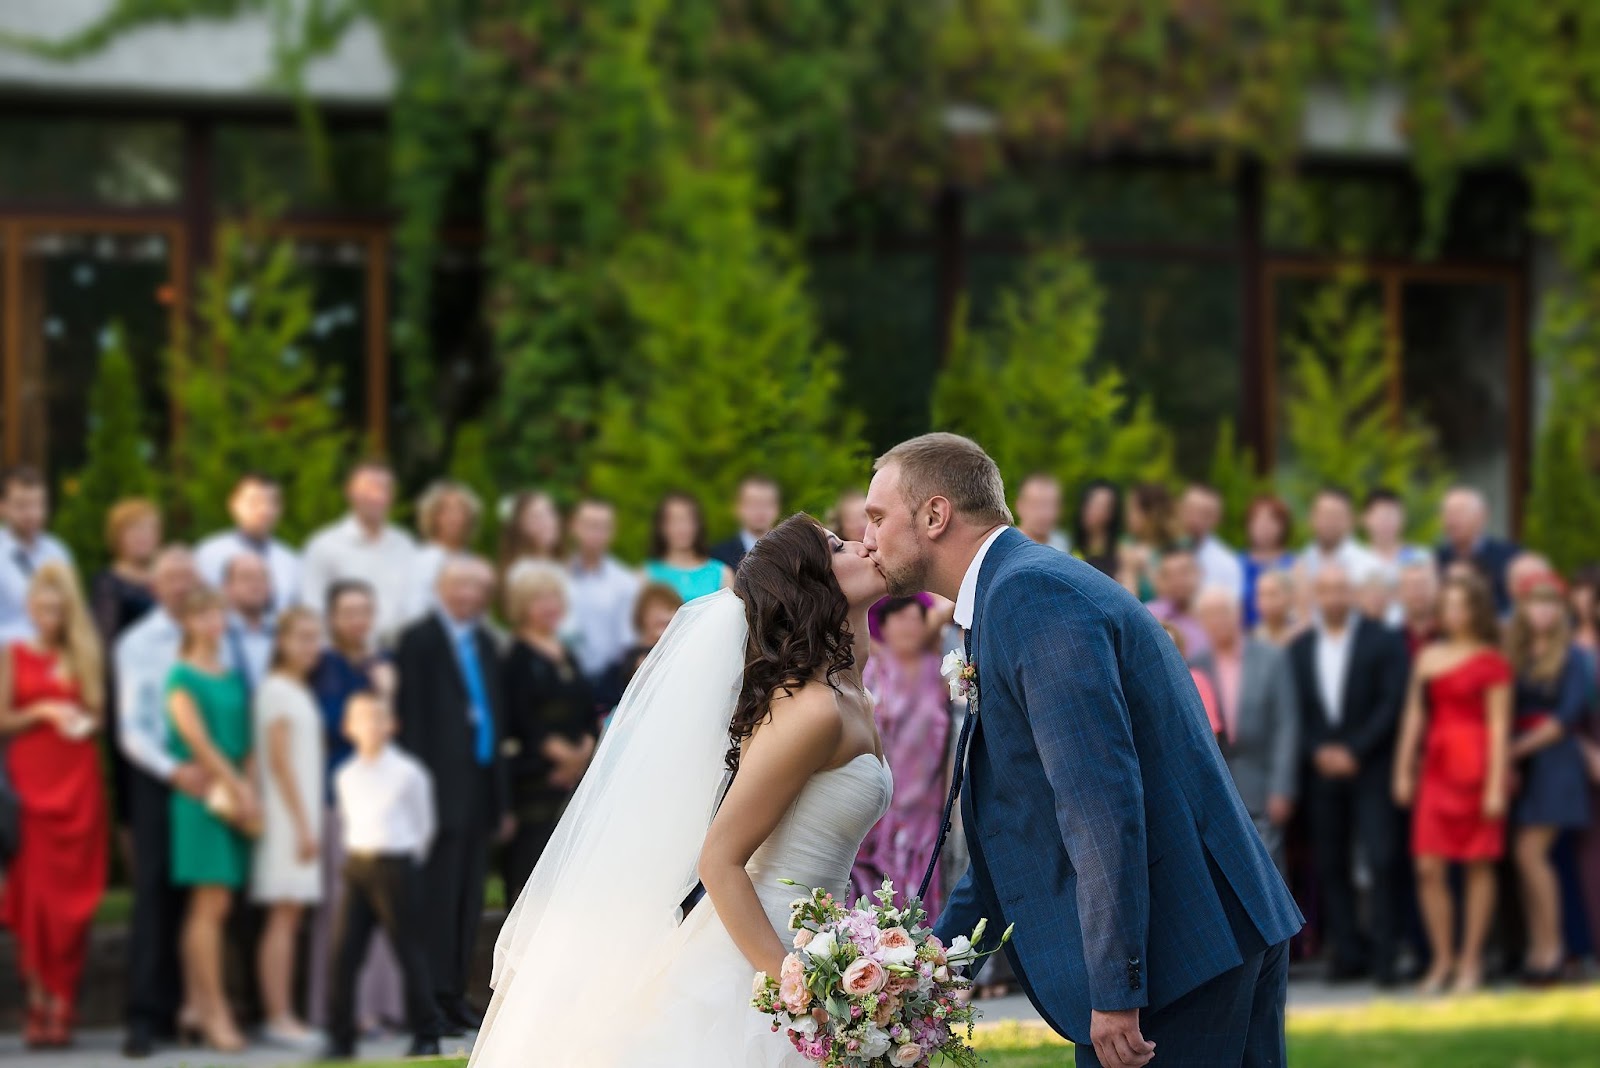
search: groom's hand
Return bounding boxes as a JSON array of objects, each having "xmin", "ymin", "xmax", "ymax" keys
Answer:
[{"xmin": 1091, "ymin": 1008, "xmax": 1155, "ymax": 1068}]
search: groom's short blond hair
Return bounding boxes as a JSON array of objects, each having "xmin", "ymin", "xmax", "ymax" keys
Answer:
[{"xmin": 875, "ymin": 433, "xmax": 1013, "ymax": 527}]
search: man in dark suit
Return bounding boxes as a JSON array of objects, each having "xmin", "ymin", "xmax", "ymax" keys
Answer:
[
  {"xmin": 1288, "ymin": 561, "xmax": 1410, "ymax": 984},
  {"xmin": 395, "ymin": 554, "xmax": 510, "ymax": 1034},
  {"xmin": 866, "ymin": 434, "xmax": 1303, "ymax": 1068},
  {"xmin": 707, "ymin": 474, "xmax": 780, "ymax": 571},
  {"xmin": 1193, "ymin": 587, "xmax": 1300, "ymax": 874},
  {"xmin": 1435, "ymin": 485, "xmax": 1519, "ymax": 614}
]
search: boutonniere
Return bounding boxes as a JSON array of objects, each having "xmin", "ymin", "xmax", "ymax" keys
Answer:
[{"xmin": 941, "ymin": 649, "xmax": 978, "ymax": 702}]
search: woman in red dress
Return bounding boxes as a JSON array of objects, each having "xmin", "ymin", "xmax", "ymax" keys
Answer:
[
  {"xmin": 0, "ymin": 562, "xmax": 109, "ymax": 1047},
  {"xmin": 1393, "ymin": 573, "xmax": 1512, "ymax": 995}
]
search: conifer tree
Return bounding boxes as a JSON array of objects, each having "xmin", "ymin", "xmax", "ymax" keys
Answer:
[
  {"xmin": 1206, "ymin": 418, "xmax": 1272, "ymax": 548},
  {"xmin": 1524, "ymin": 294, "xmax": 1600, "ymax": 572},
  {"xmin": 931, "ymin": 248, "xmax": 1175, "ymax": 500}
]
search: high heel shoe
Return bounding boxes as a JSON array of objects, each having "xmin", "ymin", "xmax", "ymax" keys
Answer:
[
  {"xmin": 43, "ymin": 1000, "xmax": 75, "ymax": 1048},
  {"xmin": 1450, "ymin": 964, "xmax": 1484, "ymax": 995},
  {"xmin": 200, "ymin": 1014, "xmax": 247, "ymax": 1054},
  {"xmin": 177, "ymin": 1007, "xmax": 205, "ymax": 1047},
  {"xmin": 1416, "ymin": 966, "xmax": 1453, "ymax": 996},
  {"xmin": 23, "ymin": 1001, "xmax": 49, "ymax": 1049}
]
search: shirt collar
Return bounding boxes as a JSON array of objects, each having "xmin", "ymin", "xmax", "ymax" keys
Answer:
[
  {"xmin": 740, "ymin": 529, "xmax": 760, "ymax": 552},
  {"xmin": 953, "ymin": 526, "xmax": 1010, "ymax": 631}
]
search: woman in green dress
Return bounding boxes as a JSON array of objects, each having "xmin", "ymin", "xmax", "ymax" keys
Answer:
[{"xmin": 166, "ymin": 586, "xmax": 257, "ymax": 1052}]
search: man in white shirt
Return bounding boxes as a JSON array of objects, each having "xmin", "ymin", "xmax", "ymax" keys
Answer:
[
  {"xmin": 221, "ymin": 553, "xmax": 276, "ymax": 692},
  {"xmin": 566, "ymin": 498, "xmax": 641, "ymax": 684},
  {"xmin": 1179, "ymin": 483, "xmax": 1245, "ymax": 600},
  {"xmin": 195, "ymin": 472, "xmax": 302, "ymax": 611},
  {"xmin": 116, "ymin": 546, "xmax": 211, "ymax": 1056},
  {"xmin": 708, "ymin": 475, "xmax": 781, "ymax": 571},
  {"xmin": 301, "ymin": 460, "xmax": 421, "ymax": 649},
  {"xmin": 1014, "ymin": 472, "xmax": 1071, "ymax": 553},
  {"xmin": 0, "ymin": 466, "xmax": 77, "ymax": 642},
  {"xmin": 1294, "ymin": 488, "xmax": 1381, "ymax": 621}
]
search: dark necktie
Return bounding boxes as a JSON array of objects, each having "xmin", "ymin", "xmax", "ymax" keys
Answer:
[
  {"xmin": 917, "ymin": 626, "xmax": 976, "ymax": 904},
  {"xmin": 13, "ymin": 547, "xmax": 33, "ymax": 579}
]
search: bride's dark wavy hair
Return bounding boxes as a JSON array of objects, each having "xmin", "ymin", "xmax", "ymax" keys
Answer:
[{"xmin": 726, "ymin": 513, "xmax": 855, "ymax": 774}]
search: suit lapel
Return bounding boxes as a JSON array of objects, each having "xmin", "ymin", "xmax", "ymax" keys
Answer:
[{"xmin": 429, "ymin": 615, "xmax": 469, "ymax": 702}]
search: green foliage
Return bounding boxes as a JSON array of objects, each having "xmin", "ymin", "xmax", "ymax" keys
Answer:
[
  {"xmin": 167, "ymin": 226, "xmax": 353, "ymax": 544},
  {"xmin": 1279, "ymin": 273, "xmax": 1449, "ymax": 530},
  {"xmin": 54, "ymin": 325, "xmax": 162, "ymax": 573},
  {"xmin": 585, "ymin": 140, "xmax": 868, "ymax": 561},
  {"xmin": 931, "ymin": 248, "xmax": 1174, "ymax": 500},
  {"xmin": 1206, "ymin": 418, "xmax": 1271, "ymax": 549},
  {"xmin": 443, "ymin": 419, "xmax": 501, "ymax": 558},
  {"xmin": 1523, "ymin": 293, "xmax": 1600, "ymax": 573}
]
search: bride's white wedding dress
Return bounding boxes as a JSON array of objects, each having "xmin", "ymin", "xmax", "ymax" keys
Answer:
[{"xmin": 469, "ymin": 591, "xmax": 893, "ymax": 1067}]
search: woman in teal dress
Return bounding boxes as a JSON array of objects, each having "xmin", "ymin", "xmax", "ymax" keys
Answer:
[
  {"xmin": 643, "ymin": 492, "xmax": 731, "ymax": 603},
  {"xmin": 166, "ymin": 586, "xmax": 256, "ymax": 1052}
]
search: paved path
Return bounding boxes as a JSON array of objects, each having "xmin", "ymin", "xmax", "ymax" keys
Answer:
[{"xmin": 0, "ymin": 976, "xmax": 1446, "ymax": 1068}]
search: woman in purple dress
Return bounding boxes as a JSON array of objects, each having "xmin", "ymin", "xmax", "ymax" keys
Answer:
[{"xmin": 851, "ymin": 596, "xmax": 951, "ymax": 914}]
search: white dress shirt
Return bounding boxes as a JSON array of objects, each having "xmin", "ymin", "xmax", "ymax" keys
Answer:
[
  {"xmin": 1313, "ymin": 623, "xmax": 1355, "ymax": 726},
  {"xmin": 568, "ymin": 554, "xmax": 641, "ymax": 680},
  {"xmin": 116, "ymin": 607, "xmax": 184, "ymax": 781},
  {"xmin": 1299, "ymin": 538, "xmax": 1382, "ymax": 587},
  {"xmin": 194, "ymin": 529, "xmax": 303, "ymax": 610},
  {"xmin": 300, "ymin": 515, "xmax": 421, "ymax": 648},
  {"xmin": 1196, "ymin": 534, "xmax": 1246, "ymax": 600},
  {"xmin": 0, "ymin": 528, "xmax": 75, "ymax": 643},
  {"xmin": 953, "ymin": 527, "xmax": 1010, "ymax": 631},
  {"xmin": 335, "ymin": 745, "xmax": 437, "ymax": 861}
]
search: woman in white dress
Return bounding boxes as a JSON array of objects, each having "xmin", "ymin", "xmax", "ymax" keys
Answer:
[
  {"xmin": 471, "ymin": 514, "xmax": 891, "ymax": 1067},
  {"xmin": 251, "ymin": 607, "xmax": 326, "ymax": 1047}
]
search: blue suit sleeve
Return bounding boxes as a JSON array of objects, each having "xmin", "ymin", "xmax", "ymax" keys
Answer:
[
  {"xmin": 933, "ymin": 866, "xmax": 986, "ymax": 949},
  {"xmin": 992, "ymin": 576, "xmax": 1149, "ymax": 1012}
]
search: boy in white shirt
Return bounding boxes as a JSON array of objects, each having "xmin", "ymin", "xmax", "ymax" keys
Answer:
[{"xmin": 325, "ymin": 693, "xmax": 443, "ymax": 1059}]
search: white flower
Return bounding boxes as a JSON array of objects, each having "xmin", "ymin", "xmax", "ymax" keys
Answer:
[
  {"xmin": 860, "ymin": 1025, "xmax": 892, "ymax": 1059},
  {"xmin": 946, "ymin": 935, "xmax": 975, "ymax": 965},
  {"xmin": 940, "ymin": 651, "xmax": 968, "ymax": 700},
  {"xmin": 806, "ymin": 930, "xmax": 839, "ymax": 962},
  {"xmin": 788, "ymin": 1015, "xmax": 819, "ymax": 1038},
  {"xmin": 875, "ymin": 927, "xmax": 918, "ymax": 966}
]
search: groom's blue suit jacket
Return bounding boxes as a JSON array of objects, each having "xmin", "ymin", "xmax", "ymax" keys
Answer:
[{"xmin": 933, "ymin": 530, "xmax": 1303, "ymax": 1043}]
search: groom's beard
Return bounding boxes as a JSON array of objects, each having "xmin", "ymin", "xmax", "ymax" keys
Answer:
[{"xmin": 880, "ymin": 546, "xmax": 931, "ymax": 598}]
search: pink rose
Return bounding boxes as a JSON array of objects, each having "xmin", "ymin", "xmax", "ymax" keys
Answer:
[
  {"xmin": 877, "ymin": 927, "xmax": 914, "ymax": 951},
  {"xmin": 779, "ymin": 975, "xmax": 812, "ymax": 1015},
  {"xmin": 873, "ymin": 993, "xmax": 901, "ymax": 1027},
  {"xmin": 793, "ymin": 928, "xmax": 815, "ymax": 950},
  {"xmin": 780, "ymin": 953, "xmax": 805, "ymax": 983},
  {"xmin": 890, "ymin": 1043, "xmax": 925, "ymax": 1067},
  {"xmin": 841, "ymin": 957, "xmax": 888, "ymax": 997},
  {"xmin": 886, "ymin": 975, "xmax": 917, "ymax": 996}
]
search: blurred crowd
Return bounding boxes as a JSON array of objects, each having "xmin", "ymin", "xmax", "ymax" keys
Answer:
[{"xmin": 0, "ymin": 460, "xmax": 1596, "ymax": 1057}]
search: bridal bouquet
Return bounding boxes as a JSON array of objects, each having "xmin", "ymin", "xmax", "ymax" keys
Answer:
[{"xmin": 751, "ymin": 879, "xmax": 1012, "ymax": 1068}]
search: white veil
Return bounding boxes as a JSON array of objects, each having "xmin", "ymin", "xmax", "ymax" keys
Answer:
[{"xmin": 469, "ymin": 589, "xmax": 749, "ymax": 1065}]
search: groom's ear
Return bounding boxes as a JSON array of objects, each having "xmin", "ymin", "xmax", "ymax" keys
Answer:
[{"xmin": 923, "ymin": 495, "xmax": 954, "ymax": 541}]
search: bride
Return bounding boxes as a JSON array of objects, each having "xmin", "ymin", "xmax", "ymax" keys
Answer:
[{"xmin": 470, "ymin": 514, "xmax": 893, "ymax": 1066}]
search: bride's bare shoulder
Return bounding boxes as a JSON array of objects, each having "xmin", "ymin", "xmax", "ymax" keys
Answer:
[{"xmin": 752, "ymin": 680, "xmax": 844, "ymax": 754}]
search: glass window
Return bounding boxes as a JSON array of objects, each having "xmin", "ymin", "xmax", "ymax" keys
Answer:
[
  {"xmin": 284, "ymin": 236, "xmax": 375, "ymax": 434},
  {"xmin": 0, "ymin": 119, "xmax": 181, "ymax": 205},
  {"xmin": 215, "ymin": 124, "xmax": 388, "ymax": 213},
  {"xmin": 967, "ymin": 164, "xmax": 1237, "ymax": 244}
]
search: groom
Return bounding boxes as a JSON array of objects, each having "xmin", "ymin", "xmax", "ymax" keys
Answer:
[{"xmin": 864, "ymin": 434, "xmax": 1303, "ymax": 1068}]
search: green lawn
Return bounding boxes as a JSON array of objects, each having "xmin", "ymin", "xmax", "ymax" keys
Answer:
[{"xmin": 341, "ymin": 986, "xmax": 1600, "ymax": 1067}]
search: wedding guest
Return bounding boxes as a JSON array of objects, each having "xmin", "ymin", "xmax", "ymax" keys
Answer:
[
  {"xmin": 1289, "ymin": 562, "xmax": 1410, "ymax": 984},
  {"xmin": 0, "ymin": 466, "xmax": 76, "ymax": 643},
  {"xmin": 301, "ymin": 460, "xmax": 420, "ymax": 649},
  {"xmin": 1570, "ymin": 566, "xmax": 1600, "ymax": 654},
  {"xmin": 251, "ymin": 607, "xmax": 326, "ymax": 1048},
  {"xmin": 500, "ymin": 562, "xmax": 597, "ymax": 903},
  {"xmin": 1014, "ymin": 472, "xmax": 1070, "ymax": 552},
  {"xmin": 1363, "ymin": 489, "xmax": 1429, "ymax": 624},
  {"xmin": 0, "ymin": 563, "xmax": 108, "ymax": 1048},
  {"xmin": 1161, "ymin": 623, "xmax": 1220, "ymax": 733},
  {"xmin": 1504, "ymin": 570, "xmax": 1591, "ymax": 982},
  {"xmin": 222, "ymin": 552, "xmax": 276, "ymax": 693},
  {"xmin": 1252, "ymin": 570, "xmax": 1298, "ymax": 647},
  {"xmin": 116, "ymin": 546, "xmax": 207, "ymax": 1058},
  {"xmin": 1394, "ymin": 574, "xmax": 1512, "ymax": 994},
  {"xmin": 851, "ymin": 597, "xmax": 951, "ymax": 914},
  {"xmin": 91, "ymin": 498, "xmax": 161, "ymax": 867},
  {"xmin": 709, "ymin": 475, "xmax": 781, "ymax": 571},
  {"xmin": 1436, "ymin": 486, "xmax": 1519, "ymax": 615},
  {"xmin": 566, "ymin": 498, "xmax": 641, "ymax": 686},
  {"xmin": 1398, "ymin": 560, "xmax": 1442, "ymax": 658},
  {"xmin": 1119, "ymin": 481, "xmax": 1177, "ymax": 602},
  {"xmin": 594, "ymin": 582, "xmax": 683, "ymax": 717},
  {"xmin": 394, "ymin": 555, "xmax": 510, "ymax": 1033},
  {"xmin": 1069, "ymin": 478, "xmax": 1122, "ymax": 575},
  {"xmin": 497, "ymin": 490, "xmax": 563, "ymax": 575},
  {"xmin": 325, "ymin": 693, "xmax": 443, "ymax": 1060},
  {"xmin": 643, "ymin": 492, "xmax": 731, "ymax": 604},
  {"xmin": 1194, "ymin": 587, "xmax": 1300, "ymax": 873},
  {"xmin": 1241, "ymin": 495, "xmax": 1297, "ymax": 630},
  {"xmin": 305, "ymin": 579, "xmax": 404, "ymax": 1035},
  {"xmin": 1576, "ymin": 612, "xmax": 1600, "ymax": 972},
  {"xmin": 410, "ymin": 480, "xmax": 483, "ymax": 617},
  {"xmin": 195, "ymin": 473, "xmax": 302, "ymax": 611},
  {"xmin": 1180, "ymin": 483, "xmax": 1245, "ymax": 600},
  {"xmin": 1145, "ymin": 546, "xmax": 1211, "ymax": 660},
  {"xmin": 1293, "ymin": 488, "xmax": 1381, "ymax": 623},
  {"xmin": 166, "ymin": 586, "xmax": 257, "ymax": 1052},
  {"xmin": 833, "ymin": 489, "xmax": 869, "ymax": 544},
  {"xmin": 1357, "ymin": 572, "xmax": 1398, "ymax": 624}
]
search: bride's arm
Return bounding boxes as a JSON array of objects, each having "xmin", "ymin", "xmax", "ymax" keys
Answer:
[{"xmin": 697, "ymin": 684, "xmax": 842, "ymax": 978}]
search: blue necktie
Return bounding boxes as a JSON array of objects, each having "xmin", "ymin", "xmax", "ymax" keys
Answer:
[
  {"xmin": 918, "ymin": 626, "xmax": 976, "ymax": 904},
  {"xmin": 455, "ymin": 628, "xmax": 495, "ymax": 766}
]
